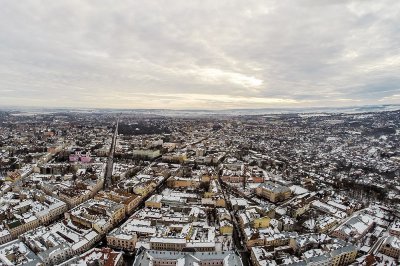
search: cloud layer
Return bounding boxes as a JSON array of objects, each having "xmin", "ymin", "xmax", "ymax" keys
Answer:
[{"xmin": 0, "ymin": 0, "xmax": 399, "ymax": 109}]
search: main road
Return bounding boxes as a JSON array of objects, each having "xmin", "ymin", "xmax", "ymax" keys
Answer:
[{"xmin": 104, "ymin": 118, "xmax": 119, "ymax": 189}]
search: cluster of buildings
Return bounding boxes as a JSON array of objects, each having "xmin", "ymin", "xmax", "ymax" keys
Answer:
[
  {"xmin": 0, "ymin": 109, "xmax": 398, "ymax": 265},
  {"xmin": 108, "ymin": 174, "xmax": 234, "ymax": 255},
  {"xmin": 0, "ymin": 189, "xmax": 67, "ymax": 245}
]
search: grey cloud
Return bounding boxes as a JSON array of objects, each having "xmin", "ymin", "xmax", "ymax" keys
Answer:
[{"xmin": 0, "ymin": 0, "xmax": 399, "ymax": 109}]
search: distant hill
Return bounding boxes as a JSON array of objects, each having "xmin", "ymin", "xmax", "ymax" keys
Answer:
[{"xmin": 0, "ymin": 104, "xmax": 399, "ymax": 117}]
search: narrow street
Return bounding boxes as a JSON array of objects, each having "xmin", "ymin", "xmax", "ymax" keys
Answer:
[
  {"xmin": 369, "ymin": 236, "xmax": 385, "ymax": 255},
  {"xmin": 219, "ymin": 176, "xmax": 252, "ymax": 266},
  {"xmin": 104, "ymin": 118, "xmax": 119, "ymax": 189}
]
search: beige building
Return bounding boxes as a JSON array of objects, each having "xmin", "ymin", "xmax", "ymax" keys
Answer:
[
  {"xmin": 145, "ymin": 194, "xmax": 163, "ymax": 209},
  {"xmin": 1, "ymin": 190, "xmax": 68, "ymax": 242},
  {"xmin": 66, "ymin": 198, "xmax": 125, "ymax": 234},
  {"xmin": 95, "ymin": 190, "xmax": 142, "ymax": 215},
  {"xmin": 132, "ymin": 181, "xmax": 157, "ymax": 196},
  {"xmin": 162, "ymin": 152, "xmax": 187, "ymax": 163},
  {"xmin": 389, "ymin": 220, "xmax": 400, "ymax": 236},
  {"xmin": 150, "ymin": 237, "xmax": 187, "ymax": 251},
  {"xmin": 167, "ymin": 176, "xmax": 200, "ymax": 188},
  {"xmin": 107, "ymin": 219, "xmax": 155, "ymax": 252},
  {"xmin": 8, "ymin": 217, "xmax": 40, "ymax": 239},
  {"xmin": 330, "ymin": 245, "xmax": 358, "ymax": 266},
  {"xmin": 133, "ymin": 250, "xmax": 243, "ymax": 266},
  {"xmin": 380, "ymin": 236, "xmax": 400, "ymax": 258},
  {"xmin": 132, "ymin": 149, "xmax": 160, "ymax": 159},
  {"xmin": 265, "ymin": 233, "xmax": 296, "ymax": 248},
  {"xmin": 107, "ymin": 233, "xmax": 138, "ymax": 252}
]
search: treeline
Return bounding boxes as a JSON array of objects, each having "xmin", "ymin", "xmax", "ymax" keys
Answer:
[
  {"xmin": 0, "ymin": 111, "xmax": 8, "ymax": 123},
  {"xmin": 118, "ymin": 123, "xmax": 171, "ymax": 135},
  {"xmin": 364, "ymin": 127, "xmax": 396, "ymax": 136},
  {"xmin": 333, "ymin": 178, "xmax": 387, "ymax": 202}
]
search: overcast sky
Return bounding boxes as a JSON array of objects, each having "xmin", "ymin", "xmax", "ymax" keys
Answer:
[{"xmin": 0, "ymin": 0, "xmax": 399, "ymax": 109}]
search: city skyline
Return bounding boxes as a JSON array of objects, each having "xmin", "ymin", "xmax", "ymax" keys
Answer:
[{"xmin": 1, "ymin": 0, "xmax": 400, "ymax": 109}]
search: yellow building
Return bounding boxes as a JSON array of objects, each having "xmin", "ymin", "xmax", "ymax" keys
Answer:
[
  {"xmin": 215, "ymin": 197, "xmax": 226, "ymax": 208},
  {"xmin": 133, "ymin": 181, "xmax": 156, "ymax": 196},
  {"xmin": 239, "ymin": 207, "xmax": 270, "ymax": 229},
  {"xmin": 219, "ymin": 221, "xmax": 233, "ymax": 235},
  {"xmin": 255, "ymin": 181, "xmax": 291, "ymax": 203},
  {"xmin": 201, "ymin": 175, "xmax": 211, "ymax": 183},
  {"xmin": 253, "ymin": 216, "xmax": 270, "ymax": 229},
  {"xmin": 204, "ymin": 191, "xmax": 214, "ymax": 198}
]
